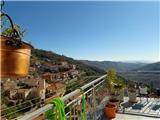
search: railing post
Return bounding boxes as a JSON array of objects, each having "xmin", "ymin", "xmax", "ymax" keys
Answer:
[{"xmin": 92, "ymin": 84, "xmax": 97, "ymax": 120}]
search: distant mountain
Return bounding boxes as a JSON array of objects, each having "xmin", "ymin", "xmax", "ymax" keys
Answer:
[
  {"xmin": 136, "ymin": 62, "xmax": 160, "ymax": 71},
  {"xmin": 118, "ymin": 62, "xmax": 160, "ymax": 88},
  {"xmin": 79, "ymin": 60, "xmax": 160, "ymax": 88},
  {"xmin": 31, "ymin": 49, "xmax": 159, "ymax": 88},
  {"xmin": 31, "ymin": 49, "xmax": 105, "ymax": 76},
  {"xmin": 79, "ymin": 60, "xmax": 147, "ymax": 72}
]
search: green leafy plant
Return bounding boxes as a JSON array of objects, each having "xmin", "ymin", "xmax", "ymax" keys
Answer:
[
  {"xmin": 1, "ymin": 15, "xmax": 27, "ymax": 38},
  {"xmin": 106, "ymin": 69, "xmax": 117, "ymax": 94},
  {"xmin": 106, "ymin": 69, "xmax": 126, "ymax": 95},
  {"xmin": 1, "ymin": 24, "xmax": 27, "ymax": 38}
]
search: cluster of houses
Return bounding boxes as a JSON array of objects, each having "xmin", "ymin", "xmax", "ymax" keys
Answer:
[
  {"xmin": 30, "ymin": 61, "xmax": 79, "ymax": 81},
  {"xmin": 40, "ymin": 61, "xmax": 79, "ymax": 83},
  {"xmin": 1, "ymin": 61, "xmax": 79, "ymax": 110}
]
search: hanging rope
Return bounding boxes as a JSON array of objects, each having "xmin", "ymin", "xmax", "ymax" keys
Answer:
[
  {"xmin": 79, "ymin": 88, "xmax": 87, "ymax": 120},
  {"xmin": 45, "ymin": 97, "xmax": 65, "ymax": 120}
]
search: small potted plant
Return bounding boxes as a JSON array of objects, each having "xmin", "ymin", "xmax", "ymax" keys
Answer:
[
  {"xmin": 1, "ymin": 12, "xmax": 33, "ymax": 78},
  {"xmin": 109, "ymin": 84, "xmax": 120, "ymax": 112},
  {"xmin": 104, "ymin": 69, "xmax": 120, "ymax": 118},
  {"xmin": 104, "ymin": 103, "xmax": 116, "ymax": 119},
  {"xmin": 128, "ymin": 82, "xmax": 137, "ymax": 103},
  {"xmin": 114, "ymin": 84, "xmax": 125, "ymax": 102}
]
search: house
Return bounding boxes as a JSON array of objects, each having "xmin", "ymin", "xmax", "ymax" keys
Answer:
[
  {"xmin": 45, "ymin": 82, "xmax": 66, "ymax": 104},
  {"xmin": 70, "ymin": 64, "xmax": 76, "ymax": 70},
  {"xmin": 7, "ymin": 88, "xmax": 32, "ymax": 100},
  {"xmin": 17, "ymin": 88, "xmax": 32, "ymax": 100},
  {"xmin": 23, "ymin": 79, "xmax": 47, "ymax": 101},
  {"xmin": 50, "ymin": 65, "xmax": 59, "ymax": 72},
  {"xmin": 37, "ymin": 79, "xmax": 46, "ymax": 100},
  {"xmin": 23, "ymin": 78, "xmax": 48, "ymax": 101},
  {"xmin": 46, "ymin": 82, "xmax": 66, "ymax": 97},
  {"xmin": 8, "ymin": 89, "xmax": 18, "ymax": 100},
  {"xmin": 3, "ymin": 79, "xmax": 18, "ymax": 91},
  {"xmin": 42, "ymin": 72, "xmax": 56, "ymax": 82},
  {"xmin": 69, "ymin": 70, "xmax": 79, "ymax": 78},
  {"xmin": 61, "ymin": 61, "xmax": 68, "ymax": 66},
  {"xmin": 55, "ymin": 73, "xmax": 62, "ymax": 81},
  {"xmin": 23, "ymin": 78, "xmax": 39, "ymax": 87},
  {"xmin": 60, "ymin": 72, "xmax": 69, "ymax": 80}
]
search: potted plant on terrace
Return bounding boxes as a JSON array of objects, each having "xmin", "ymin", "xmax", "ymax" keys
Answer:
[
  {"xmin": 104, "ymin": 103, "xmax": 116, "ymax": 119},
  {"xmin": 114, "ymin": 76, "xmax": 126, "ymax": 103},
  {"xmin": 109, "ymin": 84, "xmax": 120, "ymax": 112},
  {"xmin": 114, "ymin": 84, "xmax": 125, "ymax": 102},
  {"xmin": 1, "ymin": 10, "xmax": 33, "ymax": 78},
  {"xmin": 128, "ymin": 81, "xmax": 137, "ymax": 103},
  {"xmin": 104, "ymin": 69, "xmax": 119, "ymax": 119}
]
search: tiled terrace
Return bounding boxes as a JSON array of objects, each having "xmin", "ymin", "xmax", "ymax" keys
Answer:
[
  {"xmin": 119, "ymin": 97, "xmax": 160, "ymax": 118},
  {"xmin": 102, "ymin": 114, "xmax": 160, "ymax": 120},
  {"xmin": 88, "ymin": 96, "xmax": 160, "ymax": 120}
]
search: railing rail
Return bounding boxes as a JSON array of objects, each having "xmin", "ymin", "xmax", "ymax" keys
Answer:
[{"xmin": 17, "ymin": 75, "xmax": 107, "ymax": 120}]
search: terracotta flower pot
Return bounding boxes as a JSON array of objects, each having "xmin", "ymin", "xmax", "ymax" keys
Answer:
[
  {"xmin": 104, "ymin": 104, "xmax": 116, "ymax": 119},
  {"xmin": 0, "ymin": 35, "xmax": 33, "ymax": 78},
  {"xmin": 109, "ymin": 99, "xmax": 120, "ymax": 112}
]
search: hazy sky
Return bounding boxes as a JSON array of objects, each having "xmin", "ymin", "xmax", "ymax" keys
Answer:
[{"xmin": 4, "ymin": 1, "xmax": 159, "ymax": 61}]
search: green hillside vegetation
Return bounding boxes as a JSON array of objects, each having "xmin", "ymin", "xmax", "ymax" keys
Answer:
[
  {"xmin": 79, "ymin": 60, "xmax": 147, "ymax": 72},
  {"xmin": 31, "ymin": 49, "xmax": 105, "ymax": 76},
  {"xmin": 137, "ymin": 62, "xmax": 160, "ymax": 71}
]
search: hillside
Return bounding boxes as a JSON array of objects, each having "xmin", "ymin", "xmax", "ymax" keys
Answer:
[
  {"xmin": 30, "ymin": 49, "xmax": 105, "ymax": 76},
  {"xmin": 79, "ymin": 60, "xmax": 147, "ymax": 72},
  {"xmin": 137, "ymin": 62, "xmax": 160, "ymax": 71},
  {"xmin": 79, "ymin": 60, "xmax": 160, "ymax": 88},
  {"xmin": 119, "ymin": 62, "xmax": 160, "ymax": 88}
]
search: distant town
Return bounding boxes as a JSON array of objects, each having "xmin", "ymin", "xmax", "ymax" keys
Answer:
[{"xmin": 1, "ymin": 60, "xmax": 80, "ymax": 113}]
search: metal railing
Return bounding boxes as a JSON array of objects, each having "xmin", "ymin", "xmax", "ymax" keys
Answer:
[{"xmin": 17, "ymin": 75, "xmax": 107, "ymax": 120}]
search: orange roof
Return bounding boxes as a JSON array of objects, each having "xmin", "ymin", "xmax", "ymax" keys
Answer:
[
  {"xmin": 24, "ymin": 78, "xmax": 39, "ymax": 86},
  {"xmin": 18, "ymin": 88, "xmax": 31, "ymax": 93},
  {"xmin": 47, "ymin": 82, "xmax": 66, "ymax": 90}
]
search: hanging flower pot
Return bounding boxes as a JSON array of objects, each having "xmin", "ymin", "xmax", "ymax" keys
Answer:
[
  {"xmin": 0, "ymin": 11, "xmax": 33, "ymax": 78},
  {"xmin": 1, "ymin": 35, "xmax": 32, "ymax": 77}
]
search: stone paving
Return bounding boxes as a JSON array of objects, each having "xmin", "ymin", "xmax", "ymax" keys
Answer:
[
  {"xmin": 99, "ymin": 97, "xmax": 160, "ymax": 120},
  {"xmin": 119, "ymin": 97, "xmax": 160, "ymax": 118},
  {"xmin": 102, "ymin": 113, "xmax": 160, "ymax": 120}
]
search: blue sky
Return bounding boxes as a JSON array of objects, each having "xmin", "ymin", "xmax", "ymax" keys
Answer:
[{"xmin": 4, "ymin": 1, "xmax": 159, "ymax": 61}]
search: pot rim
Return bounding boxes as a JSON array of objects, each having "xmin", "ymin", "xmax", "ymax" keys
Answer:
[
  {"xmin": 106, "ymin": 104, "xmax": 116, "ymax": 108},
  {"xmin": 109, "ymin": 99, "xmax": 119, "ymax": 102},
  {"xmin": 1, "ymin": 35, "xmax": 33, "ymax": 48}
]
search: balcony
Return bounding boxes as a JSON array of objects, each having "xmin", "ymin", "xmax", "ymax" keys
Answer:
[{"xmin": 2, "ymin": 75, "xmax": 160, "ymax": 120}]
